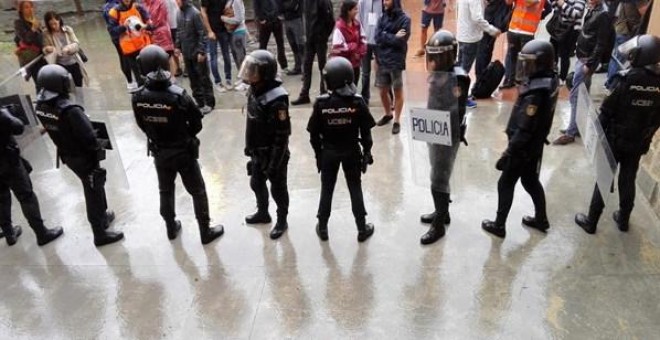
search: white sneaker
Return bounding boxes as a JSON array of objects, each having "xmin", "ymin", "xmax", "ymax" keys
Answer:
[
  {"xmin": 126, "ymin": 81, "xmax": 138, "ymax": 91},
  {"xmin": 215, "ymin": 84, "xmax": 227, "ymax": 93},
  {"xmin": 235, "ymin": 83, "xmax": 249, "ymax": 91},
  {"xmin": 199, "ymin": 105, "xmax": 213, "ymax": 115},
  {"xmin": 224, "ymin": 81, "xmax": 234, "ymax": 91}
]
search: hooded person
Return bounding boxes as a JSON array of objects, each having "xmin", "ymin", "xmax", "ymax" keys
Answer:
[{"xmin": 373, "ymin": 0, "xmax": 411, "ymax": 135}]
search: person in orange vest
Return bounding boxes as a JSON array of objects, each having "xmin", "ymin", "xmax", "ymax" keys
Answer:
[
  {"xmin": 499, "ymin": 0, "xmax": 551, "ymax": 89},
  {"xmin": 107, "ymin": 0, "xmax": 153, "ymax": 90}
]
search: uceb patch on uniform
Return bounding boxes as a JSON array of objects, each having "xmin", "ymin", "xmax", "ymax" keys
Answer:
[
  {"xmin": 278, "ymin": 109, "xmax": 288, "ymax": 121},
  {"xmin": 525, "ymin": 105, "xmax": 538, "ymax": 117}
]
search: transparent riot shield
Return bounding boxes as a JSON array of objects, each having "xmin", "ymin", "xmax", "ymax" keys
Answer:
[
  {"xmin": 82, "ymin": 88, "xmax": 130, "ymax": 190},
  {"xmin": 575, "ymin": 84, "xmax": 618, "ymax": 201},
  {"xmin": 0, "ymin": 58, "xmax": 54, "ymax": 172},
  {"xmin": 405, "ymin": 71, "xmax": 461, "ymax": 193}
]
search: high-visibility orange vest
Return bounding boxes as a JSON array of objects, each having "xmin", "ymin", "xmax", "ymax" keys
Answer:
[
  {"xmin": 509, "ymin": 0, "xmax": 546, "ymax": 35},
  {"xmin": 109, "ymin": 4, "xmax": 151, "ymax": 56}
]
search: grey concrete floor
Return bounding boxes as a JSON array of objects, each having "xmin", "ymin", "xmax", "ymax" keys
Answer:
[{"xmin": 2, "ymin": 18, "xmax": 660, "ymax": 339}]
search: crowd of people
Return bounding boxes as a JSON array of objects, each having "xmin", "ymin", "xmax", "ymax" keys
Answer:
[{"xmin": 3, "ymin": 0, "xmax": 659, "ymax": 249}]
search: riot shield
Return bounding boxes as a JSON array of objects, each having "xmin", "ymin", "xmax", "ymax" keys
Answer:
[
  {"xmin": 575, "ymin": 84, "xmax": 617, "ymax": 201},
  {"xmin": 405, "ymin": 71, "xmax": 461, "ymax": 193},
  {"xmin": 0, "ymin": 59, "xmax": 54, "ymax": 172},
  {"xmin": 82, "ymin": 88, "xmax": 130, "ymax": 190}
]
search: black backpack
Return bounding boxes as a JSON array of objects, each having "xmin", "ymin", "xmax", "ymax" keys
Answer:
[{"xmin": 471, "ymin": 60, "xmax": 505, "ymax": 99}]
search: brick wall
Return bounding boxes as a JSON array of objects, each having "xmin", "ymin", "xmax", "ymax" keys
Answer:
[{"xmin": 642, "ymin": 0, "xmax": 660, "ymax": 217}]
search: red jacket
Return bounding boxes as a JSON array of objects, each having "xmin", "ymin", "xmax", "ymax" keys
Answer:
[
  {"xmin": 330, "ymin": 18, "xmax": 367, "ymax": 68},
  {"xmin": 143, "ymin": 0, "xmax": 174, "ymax": 51}
]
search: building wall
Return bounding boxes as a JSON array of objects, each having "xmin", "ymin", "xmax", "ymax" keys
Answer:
[{"xmin": 642, "ymin": 0, "xmax": 660, "ymax": 217}]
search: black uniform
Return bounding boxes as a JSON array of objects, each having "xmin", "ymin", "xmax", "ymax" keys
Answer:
[
  {"xmin": 0, "ymin": 107, "xmax": 51, "ymax": 241},
  {"xmin": 307, "ymin": 92, "xmax": 375, "ymax": 225},
  {"xmin": 132, "ymin": 80, "xmax": 216, "ymax": 235},
  {"xmin": 493, "ymin": 75, "xmax": 559, "ymax": 229},
  {"xmin": 35, "ymin": 98, "xmax": 114, "ymax": 236},
  {"xmin": 582, "ymin": 66, "xmax": 660, "ymax": 230},
  {"xmin": 245, "ymin": 80, "xmax": 291, "ymax": 226},
  {"xmin": 418, "ymin": 67, "xmax": 470, "ymax": 244}
]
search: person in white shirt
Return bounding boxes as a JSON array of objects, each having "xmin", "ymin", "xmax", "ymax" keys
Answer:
[{"xmin": 456, "ymin": 0, "xmax": 500, "ymax": 107}]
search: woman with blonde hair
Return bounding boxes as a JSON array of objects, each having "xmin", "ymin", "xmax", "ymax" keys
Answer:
[
  {"xmin": 42, "ymin": 11, "xmax": 89, "ymax": 102},
  {"xmin": 14, "ymin": 0, "xmax": 48, "ymax": 91}
]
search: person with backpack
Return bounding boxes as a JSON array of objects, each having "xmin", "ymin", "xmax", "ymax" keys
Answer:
[
  {"xmin": 547, "ymin": 0, "xmax": 585, "ymax": 84},
  {"xmin": 220, "ymin": 0, "xmax": 249, "ymax": 91}
]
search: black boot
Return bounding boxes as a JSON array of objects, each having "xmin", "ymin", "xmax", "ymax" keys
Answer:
[
  {"xmin": 270, "ymin": 217, "xmax": 288, "ymax": 240},
  {"xmin": 481, "ymin": 220, "xmax": 506, "ymax": 238},
  {"xmin": 612, "ymin": 210, "xmax": 629, "ymax": 232},
  {"xmin": 36, "ymin": 226, "xmax": 64, "ymax": 246},
  {"xmin": 245, "ymin": 210, "xmax": 272, "ymax": 224},
  {"xmin": 356, "ymin": 217, "xmax": 374, "ymax": 242},
  {"xmin": 94, "ymin": 227, "xmax": 124, "ymax": 246},
  {"xmin": 200, "ymin": 222, "xmax": 224, "ymax": 245},
  {"xmin": 422, "ymin": 190, "xmax": 451, "ymax": 224},
  {"xmin": 165, "ymin": 220, "xmax": 182, "ymax": 240},
  {"xmin": 420, "ymin": 213, "xmax": 446, "ymax": 245},
  {"xmin": 316, "ymin": 218, "xmax": 329, "ymax": 241},
  {"xmin": 521, "ymin": 215, "xmax": 550, "ymax": 233},
  {"xmin": 2, "ymin": 225, "xmax": 23, "ymax": 246},
  {"xmin": 574, "ymin": 213, "xmax": 597, "ymax": 234},
  {"xmin": 291, "ymin": 96, "xmax": 311, "ymax": 105}
]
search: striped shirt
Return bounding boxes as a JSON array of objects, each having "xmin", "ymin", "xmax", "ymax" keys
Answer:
[{"xmin": 552, "ymin": 0, "xmax": 586, "ymax": 29}]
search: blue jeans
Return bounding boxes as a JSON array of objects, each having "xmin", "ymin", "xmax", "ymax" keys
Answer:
[
  {"xmin": 605, "ymin": 34, "xmax": 630, "ymax": 89},
  {"xmin": 504, "ymin": 32, "xmax": 533, "ymax": 84},
  {"xmin": 567, "ymin": 58, "xmax": 592, "ymax": 137},
  {"xmin": 208, "ymin": 30, "xmax": 232, "ymax": 84},
  {"xmin": 458, "ymin": 41, "xmax": 479, "ymax": 74},
  {"xmin": 361, "ymin": 44, "xmax": 375, "ymax": 103}
]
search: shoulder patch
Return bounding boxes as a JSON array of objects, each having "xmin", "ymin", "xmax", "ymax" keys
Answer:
[
  {"xmin": 278, "ymin": 109, "xmax": 288, "ymax": 121},
  {"xmin": 453, "ymin": 86, "xmax": 462, "ymax": 98},
  {"xmin": 525, "ymin": 104, "xmax": 538, "ymax": 117}
]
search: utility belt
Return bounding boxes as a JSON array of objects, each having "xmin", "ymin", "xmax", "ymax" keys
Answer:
[
  {"xmin": 148, "ymin": 138, "xmax": 200, "ymax": 159},
  {"xmin": 57, "ymin": 147, "xmax": 105, "ymax": 169}
]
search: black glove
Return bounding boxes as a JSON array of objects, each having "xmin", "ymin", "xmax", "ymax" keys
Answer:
[
  {"xmin": 495, "ymin": 153, "xmax": 510, "ymax": 171},
  {"xmin": 246, "ymin": 160, "xmax": 253, "ymax": 176},
  {"xmin": 460, "ymin": 123, "xmax": 468, "ymax": 146},
  {"xmin": 315, "ymin": 155, "xmax": 322, "ymax": 173},
  {"xmin": 361, "ymin": 152, "xmax": 374, "ymax": 174}
]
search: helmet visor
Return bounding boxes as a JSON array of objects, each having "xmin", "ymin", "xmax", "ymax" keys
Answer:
[
  {"xmin": 515, "ymin": 53, "xmax": 537, "ymax": 83},
  {"xmin": 425, "ymin": 45, "xmax": 455, "ymax": 72},
  {"xmin": 617, "ymin": 36, "xmax": 639, "ymax": 68},
  {"xmin": 238, "ymin": 55, "xmax": 263, "ymax": 85}
]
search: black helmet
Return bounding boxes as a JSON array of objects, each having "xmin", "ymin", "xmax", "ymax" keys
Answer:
[
  {"xmin": 36, "ymin": 64, "xmax": 72, "ymax": 102},
  {"xmin": 138, "ymin": 44, "xmax": 171, "ymax": 83},
  {"xmin": 238, "ymin": 49, "xmax": 278, "ymax": 85},
  {"xmin": 323, "ymin": 56, "xmax": 354, "ymax": 93},
  {"xmin": 516, "ymin": 40, "xmax": 555, "ymax": 82},
  {"xmin": 425, "ymin": 30, "xmax": 457, "ymax": 72},
  {"xmin": 618, "ymin": 34, "xmax": 660, "ymax": 68}
]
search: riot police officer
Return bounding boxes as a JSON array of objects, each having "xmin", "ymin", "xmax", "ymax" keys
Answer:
[
  {"xmin": 35, "ymin": 64, "xmax": 124, "ymax": 247},
  {"xmin": 482, "ymin": 40, "xmax": 559, "ymax": 238},
  {"xmin": 0, "ymin": 105, "xmax": 63, "ymax": 246},
  {"xmin": 419, "ymin": 30, "xmax": 470, "ymax": 245},
  {"xmin": 241, "ymin": 50, "xmax": 291, "ymax": 240},
  {"xmin": 307, "ymin": 56, "xmax": 376, "ymax": 242},
  {"xmin": 575, "ymin": 34, "xmax": 660, "ymax": 234},
  {"xmin": 132, "ymin": 45, "xmax": 224, "ymax": 244}
]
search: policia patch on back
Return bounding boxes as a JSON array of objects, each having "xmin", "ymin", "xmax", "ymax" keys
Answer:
[{"xmin": 525, "ymin": 105, "xmax": 538, "ymax": 117}]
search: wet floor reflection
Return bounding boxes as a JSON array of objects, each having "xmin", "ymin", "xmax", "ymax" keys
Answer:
[
  {"xmin": 322, "ymin": 244, "xmax": 375, "ymax": 331},
  {"xmin": 261, "ymin": 231, "xmax": 311, "ymax": 336}
]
